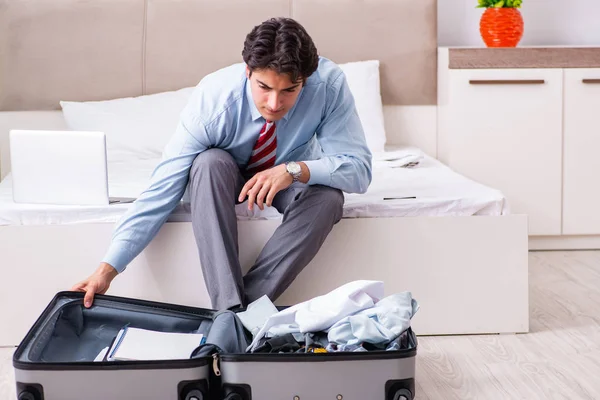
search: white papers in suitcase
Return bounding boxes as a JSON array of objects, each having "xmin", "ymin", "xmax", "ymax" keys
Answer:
[{"xmin": 106, "ymin": 327, "xmax": 205, "ymax": 361}]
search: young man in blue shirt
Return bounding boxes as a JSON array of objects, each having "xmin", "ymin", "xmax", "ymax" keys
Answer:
[{"xmin": 72, "ymin": 17, "xmax": 372, "ymax": 310}]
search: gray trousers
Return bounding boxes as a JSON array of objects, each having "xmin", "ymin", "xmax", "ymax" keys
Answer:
[{"xmin": 188, "ymin": 149, "xmax": 344, "ymax": 310}]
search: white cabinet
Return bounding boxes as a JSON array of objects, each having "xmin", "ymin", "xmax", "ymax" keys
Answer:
[
  {"xmin": 563, "ymin": 68, "xmax": 600, "ymax": 234},
  {"xmin": 443, "ymin": 68, "xmax": 564, "ymax": 236}
]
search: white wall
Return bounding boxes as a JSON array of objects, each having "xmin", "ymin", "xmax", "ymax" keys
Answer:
[{"xmin": 439, "ymin": 0, "xmax": 600, "ymax": 47}]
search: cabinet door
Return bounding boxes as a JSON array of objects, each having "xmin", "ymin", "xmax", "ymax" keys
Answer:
[
  {"xmin": 444, "ymin": 68, "xmax": 563, "ymax": 236},
  {"xmin": 563, "ymin": 68, "xmax": 600, "ymax": 235}
]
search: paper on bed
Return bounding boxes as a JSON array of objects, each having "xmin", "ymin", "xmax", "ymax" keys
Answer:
[
  {"xmin": 374, "ymin": 158, "xmax": 421, "ymax": 168},
  {"xmin": 372, "ymin": 148, "xmax": 424, "ymax": 168}
]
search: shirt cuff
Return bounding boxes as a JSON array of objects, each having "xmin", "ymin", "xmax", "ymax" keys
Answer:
[
  {"xmin": 102, "ymin": 242, "xmax": 135, "ymax": 274},
  {"xmin": 304, "ymin": 159, "xmax": 331, "ymax": 186}
]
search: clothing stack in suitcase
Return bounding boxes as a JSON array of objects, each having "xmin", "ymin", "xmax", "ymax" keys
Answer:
[{"xmin": 13, "ymin": 280, "xmax": 419, "ymax": 400}]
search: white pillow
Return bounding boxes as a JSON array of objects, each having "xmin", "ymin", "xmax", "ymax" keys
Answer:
[
  {"xmin": 60, "ymin": 87, "xmax": 194, "ymax": 162},
  {"xmin": 60, "ymin": 60, "xmax": 386, "ymax": 162},
  {"xmin": 338, "ymin": 60, "xmax": 387, "ymax": 153}
]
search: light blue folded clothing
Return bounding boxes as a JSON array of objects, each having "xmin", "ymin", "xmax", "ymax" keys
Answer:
[
  {"xmin": 327, "ymin": 292, "xmax": 419, "ymax": 346},
  {"xmin": 247, "ymin": 280, "xmax": 385, "ymax": 352}
]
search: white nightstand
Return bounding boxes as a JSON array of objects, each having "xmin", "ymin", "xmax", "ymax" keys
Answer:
[{"xmin": 438, "ymin": 47, "xmax": 600, "ymax": 240}]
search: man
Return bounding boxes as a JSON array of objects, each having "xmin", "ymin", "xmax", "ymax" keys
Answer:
[{"xmin": 72, "ymin": 17, "xmax": 372, "ymax": 310}]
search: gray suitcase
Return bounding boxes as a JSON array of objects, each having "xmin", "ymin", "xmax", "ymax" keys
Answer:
[{"xmin": 14, "ymin": 291, "xmax": 417, "ymax": 400}]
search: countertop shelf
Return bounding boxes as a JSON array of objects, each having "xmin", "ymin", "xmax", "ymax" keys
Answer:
[{"xmin": 448, "ymin": 47, "xmax": 600, "ymax": 69}]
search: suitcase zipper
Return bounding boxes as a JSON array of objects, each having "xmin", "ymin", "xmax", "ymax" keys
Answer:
[{"xmin": 212, "ymin": 353, "xmax": 221, "ymax": 376}]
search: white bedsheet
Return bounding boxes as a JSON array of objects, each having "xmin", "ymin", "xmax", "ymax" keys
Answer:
[{"xmin": 0, "ymin": 147, "xmax": 508, "ymax": 226}]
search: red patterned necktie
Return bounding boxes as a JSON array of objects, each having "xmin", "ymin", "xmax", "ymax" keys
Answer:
[{"xmin": 246, "ymin": 120, "xmax": 277, "ymax": 174}]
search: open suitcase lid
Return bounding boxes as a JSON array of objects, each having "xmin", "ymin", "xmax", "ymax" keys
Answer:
[{"xmin": 13, "ymin": 291, "xmax": 221, "ymax": 371}]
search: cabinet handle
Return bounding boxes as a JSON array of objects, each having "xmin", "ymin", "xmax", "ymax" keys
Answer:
[
  {"xmin": 469, "ymin": 79, "xmax": 546, "ymax": 85},
  {"xmin": 582, "ymin": 79, "xmax": 600, "ymax": 84}
]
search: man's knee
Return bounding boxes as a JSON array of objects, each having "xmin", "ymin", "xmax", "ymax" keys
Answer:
[
  {"xmin": 305, "ymin": 185, "xmax": 344, "ymax": 221},
  {"xmin": 190, "ymin": 148, "xmax": 238, "ymax": 181}
]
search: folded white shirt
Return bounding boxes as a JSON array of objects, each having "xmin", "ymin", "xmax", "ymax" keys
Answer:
[{"xmin": 247, "ymin": 280, "xmax": 385, "ymax": 352}]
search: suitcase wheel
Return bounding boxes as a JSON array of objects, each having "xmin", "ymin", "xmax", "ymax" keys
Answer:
[
  {"xmin": 178, "ymin": 379, "xmax": 208, "ymax": 400},
  {"xmin": 16, "ymin": 383, "xmax": 44, "ymax": 400},
  {"xmin": 18, "ymin": 391, "xmax": 38, "ymax": 400},
  {"xmin": 393, "ymin": 388, "xmax": 413, "ymax": 400},
  {"xmin": 222, "ymin": 383, "xmax": 251, "ymax": 400},
  {"xmin": 184, "ymin": 389, "xmax": 204, "ymax": 400}
]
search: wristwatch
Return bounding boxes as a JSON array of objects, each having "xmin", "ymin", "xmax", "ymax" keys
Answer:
[{"xmin": 286, "ymin": 161, "xmax": 302, "ymax": 182}]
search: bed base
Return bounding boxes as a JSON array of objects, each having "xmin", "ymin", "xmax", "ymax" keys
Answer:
[{"xmin": 0, "ymin": 214, "xmax": 529, "ymax": 346}]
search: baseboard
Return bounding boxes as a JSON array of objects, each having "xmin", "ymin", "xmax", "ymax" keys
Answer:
[{"xmin": 529, "ymin": 235, "xmax": 600, "ymax": 251}]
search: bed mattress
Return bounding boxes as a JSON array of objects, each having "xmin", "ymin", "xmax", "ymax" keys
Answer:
[{"xmin": 0, "ymin": 148, "xmax": 508, "ymax": 226}]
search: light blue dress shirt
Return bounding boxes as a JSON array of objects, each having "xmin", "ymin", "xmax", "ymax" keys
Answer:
[{"xmin": 103, "ymin": 56, "xmax": 372, "ymax": 273}]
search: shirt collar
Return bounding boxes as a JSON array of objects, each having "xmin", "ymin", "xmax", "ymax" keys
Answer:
[{"xmin": 245, "ymin": 77, "xmax": 305, "ymax": 123}]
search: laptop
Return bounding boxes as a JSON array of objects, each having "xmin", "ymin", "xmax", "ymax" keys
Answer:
[{"xmin": 9, "ymin": 130, "xmax": 135, "ymax": 206}]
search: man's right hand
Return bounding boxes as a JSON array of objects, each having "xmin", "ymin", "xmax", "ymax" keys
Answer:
[{"xmin": 71, "ymin": 263, "xmax": 119, "ymax": 308}]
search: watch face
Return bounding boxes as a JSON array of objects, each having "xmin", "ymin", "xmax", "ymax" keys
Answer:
[{"xmin": 288, "ymin": 162, "xmax": 301, "ymax": 175}]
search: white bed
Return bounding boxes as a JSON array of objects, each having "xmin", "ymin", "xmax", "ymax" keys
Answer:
[
  {"xmin": 0, "ymin": 148, "xmax": 508, "ymax": 226},
  {"xmin": 0, "ymin": 0, "xmax": 529, "ymax": 346},
  {"xmin": 0, "ymin": 140, "xmax": 527, "ymax": 345}
]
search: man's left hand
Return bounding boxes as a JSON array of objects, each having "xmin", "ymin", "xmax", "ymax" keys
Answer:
[{"xmin": 238, "ymin": 164, "xmax": 293, "ymax": 211}]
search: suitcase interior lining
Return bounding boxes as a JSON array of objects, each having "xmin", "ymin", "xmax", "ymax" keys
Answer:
[{"xmin": 28, "ymin": 301, "xmax": 213, "ymax": 363}]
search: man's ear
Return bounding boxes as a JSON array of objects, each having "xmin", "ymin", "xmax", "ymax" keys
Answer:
[{"xmin": 246, "ymin": 66, "xmax": 251, "ymax": 79}]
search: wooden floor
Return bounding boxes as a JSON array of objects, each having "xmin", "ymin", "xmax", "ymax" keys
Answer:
[{"xmin": 2, "ymin": 251, "xmax": 600, "ymax": 399}]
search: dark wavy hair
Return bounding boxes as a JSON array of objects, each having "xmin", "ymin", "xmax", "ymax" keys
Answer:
[{"xmin": 242, "ymin": 17, "xmax": 319, "ymax": 84}]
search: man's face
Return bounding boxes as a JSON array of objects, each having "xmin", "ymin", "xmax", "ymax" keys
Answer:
[{"xmin": 246, "ymin": 66, "xmax": 303, "ymax": 122}]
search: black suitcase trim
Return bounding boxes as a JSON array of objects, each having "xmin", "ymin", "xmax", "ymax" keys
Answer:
[
  {"xmin": 13, "ymin": 291, "xmax": 213, "ymax": 371},
  {"xmin": 218, "ymin": 350, "xmax": 416, "ymax": 362},
  {"xmin": 13, "ymin": 357, "xmax": 211, "ymax": 371}
]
